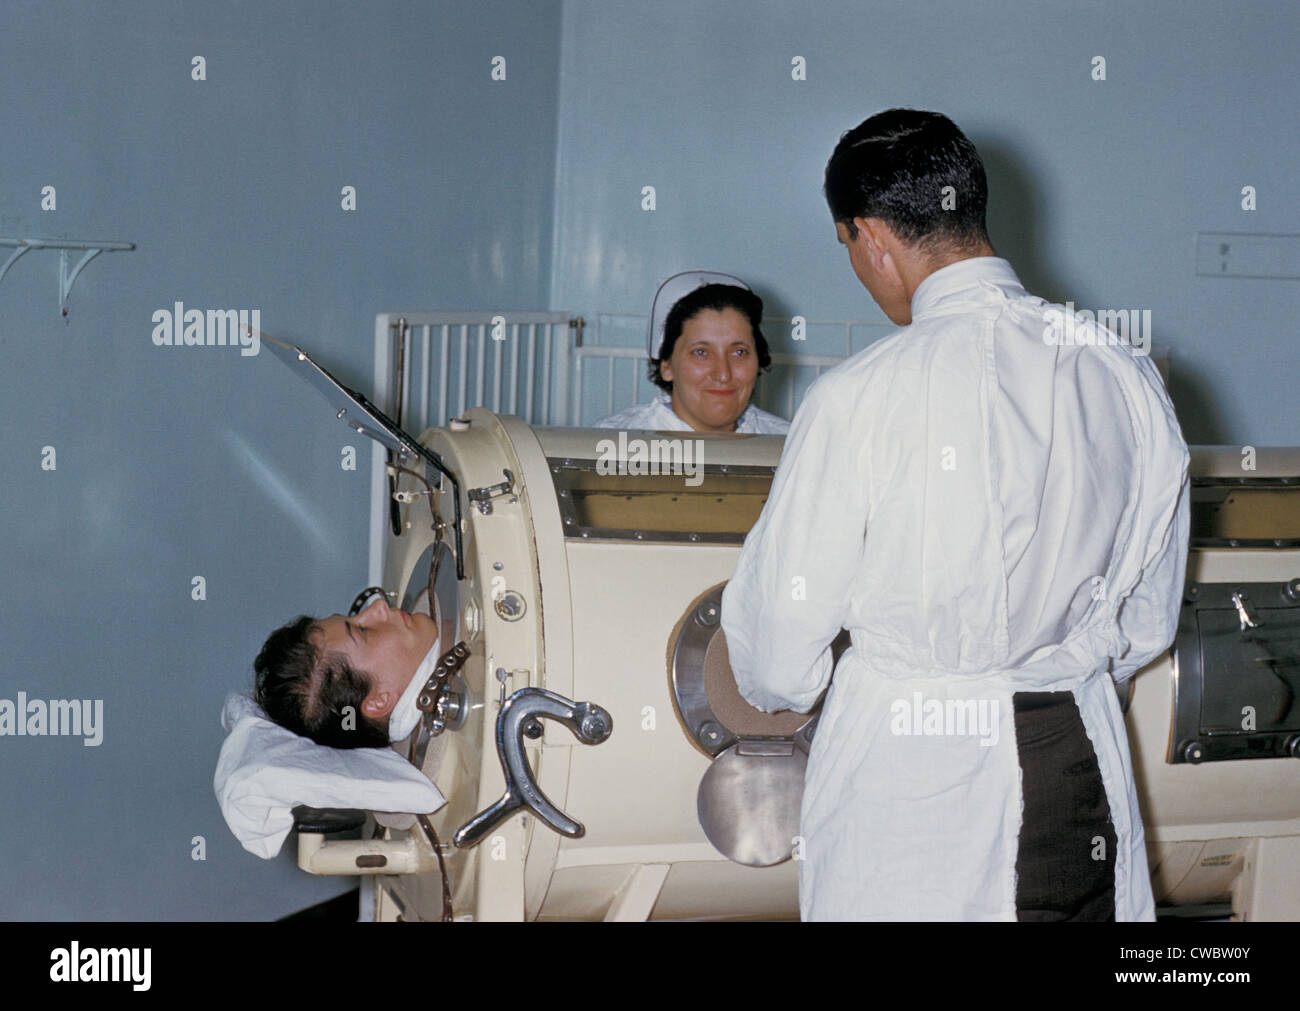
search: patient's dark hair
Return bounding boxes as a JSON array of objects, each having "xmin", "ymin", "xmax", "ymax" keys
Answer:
[
  {"xmin": 254, "ymin": 615, "xmax": 390, "ymax": 749},
  {"xmin": 650, "ymin": 283, "xmax": 772, "ymax": 393},
  {"xmin": 823, "ymin": 108, "xmax": 991, "ymax": 255}
]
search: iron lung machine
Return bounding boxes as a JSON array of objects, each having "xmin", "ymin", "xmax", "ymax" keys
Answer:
[
  {"xmin": 306, "ymin": 411, "xmax": 1300, "ymax": 921},
  {"xmin": 366, "ymin": 410, "xmax": 810, "ymax": 921},
  {"xmin": 1126, "ymin": 446, "xmax": 1300, "ymax": 919}
]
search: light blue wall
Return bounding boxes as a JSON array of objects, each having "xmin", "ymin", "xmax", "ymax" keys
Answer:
[
  {"xmin": 550, "ymin": 0, "xmax": 1299, "ymax": 443},
  {"xmin": 0, "ymin": 0, "xmax": 561, "ymax": 919},
  {"xmin": 2, "ymin": 0, "xmax": 1295, "ymax": 923}
]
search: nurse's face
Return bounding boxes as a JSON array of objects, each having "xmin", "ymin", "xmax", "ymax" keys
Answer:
[
  {"xmin": 658, "ymin": 308, "xmax": 760, "ymax": 433},
  {"xmin": 315, "ymin": 596, "xmax": 437, "ymax": 721}
]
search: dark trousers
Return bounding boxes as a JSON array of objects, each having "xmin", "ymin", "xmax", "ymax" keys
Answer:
[{"xmin": 1012, "ymin": 691, "xmax": 1118, "ymax": 921}]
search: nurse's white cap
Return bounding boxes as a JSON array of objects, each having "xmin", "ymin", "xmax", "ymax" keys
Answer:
[{"xmin": 647, "ymin": 270, "xmax": 750, "ymax": 358}]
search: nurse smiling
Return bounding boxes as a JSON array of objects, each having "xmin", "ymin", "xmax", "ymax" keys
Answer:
[
  {"xmin": 594, "ymin": 272, "xmax": 790, "ymax": 436},
  {"xmin": 658, "ymin": 306, "xmax": 761, "ymax": 433}
]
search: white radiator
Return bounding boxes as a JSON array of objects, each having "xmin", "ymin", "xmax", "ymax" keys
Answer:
[
  {"xmin": 367, "ymin": 311, "xmax": 576, "ymax": 582},
  {"xmin": 371, "ymin": 312, "xmax": 577, "ymax": 430}
]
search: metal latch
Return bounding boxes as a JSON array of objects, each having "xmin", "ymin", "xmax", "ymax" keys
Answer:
[
  {"xmin": 416, "ymin": 641, "xmax": 472, "ymax": 736},
  {"xmin": 1232, "ymin": 591, "xmax": 1262, "ymax": 632},
  {"xmin": 467, "ymin": 469, "xmax": 516, "ymax": 515}
]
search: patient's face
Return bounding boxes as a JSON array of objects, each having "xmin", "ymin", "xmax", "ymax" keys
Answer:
[
  {"xmin": 659, "ymin": 308, "xmax": 759, "ymax": 433},
  {"xmin": 314, "ymin": 597, "xmax": 437, "ymax": 720}
]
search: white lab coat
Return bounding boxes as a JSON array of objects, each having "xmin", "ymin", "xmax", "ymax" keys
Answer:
[
  {"xmin": 595, "ymin": 393, "xmax": 790, "ymax": 434},
  {"xmin": 721, "ymin": 257, "xmax": 1189, "ymax": 921}
]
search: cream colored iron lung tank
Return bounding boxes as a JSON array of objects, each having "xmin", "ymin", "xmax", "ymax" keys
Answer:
[
  {"xmin": 375, "ymin": 408, "xmax": 802, "ymax": 921},
  {"xmin": 1125, "ymin": 446, "xmax": 1300, "ymax": 920},
  {"xmin": 375, "ymin": 414, "xmax": 1300, "ymax": 922}
]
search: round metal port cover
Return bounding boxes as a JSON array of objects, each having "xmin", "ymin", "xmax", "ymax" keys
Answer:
[{"xmin": 697, "ymin": 744, "xmax": 806, "ymax": 867}]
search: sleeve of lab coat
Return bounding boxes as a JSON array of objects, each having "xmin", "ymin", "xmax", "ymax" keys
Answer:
[
  {"xmin": 1111, "ymin": 392, "xmax": 1191, "ymax": 684},
  {"xmin": 720, "ymin": 379, "xmax": 870, "ymax": 712}
]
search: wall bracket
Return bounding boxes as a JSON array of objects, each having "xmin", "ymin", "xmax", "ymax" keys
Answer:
[{"xmin": 0, "ymin": 236, "xmax": 136, "ymax": 315}]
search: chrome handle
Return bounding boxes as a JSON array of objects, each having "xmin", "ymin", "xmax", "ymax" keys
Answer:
[{"xmin": 453, "ymin": 687, "xmax": 612, "ymax": 848}]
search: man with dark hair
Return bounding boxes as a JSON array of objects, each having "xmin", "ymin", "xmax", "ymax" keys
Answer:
[
  {"xmin": 823, "ymin": 108, "xmax": 993, "ymax": 257},
  {"xmin": 254, "ymin": 596, "xmax": 437, "ymax": 749},
  {"xmin": 722, "ymin": 109, "xmax": 1188, "ymax": 920}
]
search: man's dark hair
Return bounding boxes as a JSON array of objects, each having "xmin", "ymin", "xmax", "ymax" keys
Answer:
[
  {"xmin": 254, "ymin": 615, "xmax": 390, "ymax": 748},
  {"xmin": 824, "ymin": 108, "xmax": 991, "ymax": 254},
  {"xmin": 650, "ymin": 283, "xmax": 772, "ymax": 393}
]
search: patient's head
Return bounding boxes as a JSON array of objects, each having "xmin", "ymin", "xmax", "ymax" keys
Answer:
[{"xmin": 254, "ymin": 597, "xmax": 437, "ymax": 749}]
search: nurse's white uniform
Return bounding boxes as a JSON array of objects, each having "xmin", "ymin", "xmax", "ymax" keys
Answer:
[
  {"xmin": 595, "ymin": 393, "xmax": 790, "ymax": 434},
  {"xmin": 721, "ymin": 257, "xmax": 1189, "ymax": 921}
]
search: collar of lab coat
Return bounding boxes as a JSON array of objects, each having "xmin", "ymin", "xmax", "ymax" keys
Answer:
[{"xmin": 910, "ymin": 256, "xmax": 1026, "ymax": 320}]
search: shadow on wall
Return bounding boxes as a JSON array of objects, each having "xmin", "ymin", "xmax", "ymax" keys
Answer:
[
  {"xmin": 1163, "ymin": 367, "xmax": 1227, "ymax": 445},
  {"xmin": 978, "ymin": 134, "xmax": 1069, "ymax": 305},
  {"xmin": 978, "ymin": 134, "xmax": 1225, "ymax": 445}
]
